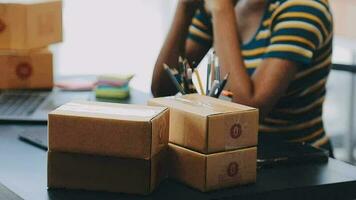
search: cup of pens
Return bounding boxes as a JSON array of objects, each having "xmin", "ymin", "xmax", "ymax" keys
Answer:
[{"xmin": 164, "ymin": 53, "xmax": 229, "ymax": 98}]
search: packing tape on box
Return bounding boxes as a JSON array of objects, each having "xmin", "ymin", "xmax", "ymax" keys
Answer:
[
  {"xmin": 60, "ymin": 102, "xmax": 161, "ymax": 118},
  {"xmin": 172, "ymin": 96, "xmax": 223, "ymax": 113}
]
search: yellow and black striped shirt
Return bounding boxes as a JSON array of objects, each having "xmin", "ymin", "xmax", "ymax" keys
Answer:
[{"xmin": 188, "ymin": 0, "xmax": 333, "ymax": 149}]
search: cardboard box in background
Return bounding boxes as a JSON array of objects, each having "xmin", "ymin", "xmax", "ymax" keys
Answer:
[
  {"xmin": 48, "ymin": 101, "xmax": 169, "ymax": 160},
  {"xmin": 48, "ymin": 148, "xmax": 168, "ymax": 195},
  {"xmin": 0, "ymin": 49, "xmax": 53, "ymax": 89},
  {"xmin": 168, "ymin": 143, "xmax": 256, "ymax": 192},
  {"xmin": 0, "ymin": 0, "xmax": 62, "ymax": 50},
  {"xmin": 148, "ymin": 94, "xmax": 259, "ymax": 154}
]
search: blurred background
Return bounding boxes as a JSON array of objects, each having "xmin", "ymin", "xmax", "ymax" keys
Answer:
[{"xmin": 48, "ymin": 0, "xmax": 356, "ymax": 164}]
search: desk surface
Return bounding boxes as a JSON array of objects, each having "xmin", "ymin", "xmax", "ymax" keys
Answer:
[
  {"xmin": 1, "ymin": 126, "xmax": 356, "ymax": 200},
  {"xmin": 1, "ymin": 91, "xmax": 356, "ymax": 200}
]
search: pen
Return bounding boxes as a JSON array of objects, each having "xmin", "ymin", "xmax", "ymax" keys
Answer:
[
  {"xmin": 208, "ymin": 80, "xmax": 220, "ymax": 97},
  {"xmin": 214, "ymin": 73, "xmax": 229, "ymax": 98},
  {"xmin": 182, "ymin": 59, "xmax": 190, "ymax": 94},
  {"xmin": 187, "ymin": 68, "xmax": 197, "ymax": 93},
  {"xmin": 206, "ymin": 54, "xmax": 212, "ymax": 94},
  {"xmin": 163, "ymin": 64, "xmax": 186, "ymax": 95},
  {"xmin": 178, "ymin": 56, "xmax": 184, "ymax": 74},
  {"xmin": 214, "ymin": 57, "xmax": 220, "ymax": 82}
]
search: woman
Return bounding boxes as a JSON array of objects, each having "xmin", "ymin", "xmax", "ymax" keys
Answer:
[{"xmin": 151, "ymin": 0, "xmax": 333, "ymax": 154}]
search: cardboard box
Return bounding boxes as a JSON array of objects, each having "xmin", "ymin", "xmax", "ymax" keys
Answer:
[
  {"xmin": 0, "ymin": 49, "xmax": 53, "ymax": 89},
  {"xmin": 48, "ymin": 101, "xmax": 169, "ymax": 160},
  {"xmin": 0, "ymin": 0, "xmax": 62, "ymax": 50},
  {"xmin": 148, "ymin": 94, "xmax": 258, "ymax": 154},
  {"xmin": 168, "ymin": 143, "xmax": 257, "ymax": 192},
  {"xmin": 48, "ymin": 149, "xmax": 168, "ymax": 195}
]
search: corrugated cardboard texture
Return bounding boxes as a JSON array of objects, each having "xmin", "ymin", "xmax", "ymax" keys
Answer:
[
  {"xmin": 168, "ymin": 143, "xmax": 207, "ymax": 191},
  {"xmin": 0, "ymin": 0, "xmax": 62, "ymax": 50},
  {"xmin": 0, "ymin": 49, "xmax": 53, "ymax": 89},
  {"xmin": 208, "ymin": 111, "xmax": 259, "ymax": 152},
  {"xmin": 48, "ymin": 101, "xmax": 169, "ymax": 160},
  {"xmin": 151, "ymin": 109, "xmax": 170, "ymax": 158},
  {"xmin": 47, "ymin": 149, "xmax": 168, "ymax": 195},
  {"xmin": 148, "ymin": 94, "xmax": 259, "ymax": 154},
  {"xmin": 168, "ymin": 143, "xmax": 257, "ymax": 192}
]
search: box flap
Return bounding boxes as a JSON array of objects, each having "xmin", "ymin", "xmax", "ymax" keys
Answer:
[
  {"xmin": 149, "ymin": 94, "xmax": 256, "ymax": 117},
  {"xmin": 150, "ymin": 108, "xmax": 169, "ymax": 158},
  {"xmin": 50, "ymin": 101, "xmax": 166, "ymax": 122},
  {"xmin": 0, "ymin": 48, "xmax": 49, "ymax": 56},
  {"xmin": 168, "ymin": 144, "xmax": 206, "ymax": 191},
  {"xmin": 4, "ymin": 0, "xmax": 61, "ymax": 5}
]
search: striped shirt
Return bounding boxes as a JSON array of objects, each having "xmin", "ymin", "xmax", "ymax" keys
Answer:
[{"xmin": 188, "ymin": 0, "xmax": 333, "ymax": 150}]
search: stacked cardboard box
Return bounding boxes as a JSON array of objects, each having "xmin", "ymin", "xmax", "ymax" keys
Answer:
[
  {"xmin": 148, "ymin": 94, "xmax": 259, "ymax": 192},
  {"xmin": 0, "ymin": 0, "xmax": 62, "ymax": 89},
  {"xmin": 47, "ymin": 101, "xmax": 170, "ymax": 195}
]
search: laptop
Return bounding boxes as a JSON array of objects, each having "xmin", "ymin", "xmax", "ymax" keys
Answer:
[
  {"xmin": 0, "ymin": 182, "xmax": 23, "ymax": 200},
  {"xmin": 0, "ymin": 89, "xmax": 93, "ymax": 122}
]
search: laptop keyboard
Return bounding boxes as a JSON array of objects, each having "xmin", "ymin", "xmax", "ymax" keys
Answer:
[
  {"xmin": 0, "ymin": 91, "xmax": 48, "ymax": 117},
  {"xmin": 0, "ymin": 182, "xmax": 23, "ymax": 200}
]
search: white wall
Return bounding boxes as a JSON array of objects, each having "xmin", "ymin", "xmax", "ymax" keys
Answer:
[{"xmin": 51, "ymin": 0, "xmax": 178, "ymax": 92}]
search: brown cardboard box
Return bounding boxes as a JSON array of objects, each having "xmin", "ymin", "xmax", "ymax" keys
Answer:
[
  {"xmin": 168, "ymin": 143, "xmax": 257, "ymax": 192},
  {"xmin": 48, "ymin": 101, "xmax": 169, "ymax": 160},
  {"xmin": 48, "ymin": 149, "xmax": 168, "ymax": 195},
  {"xmin": 148, "ymin": 94, "xmax": 258, "ymax": 154},
  {"xmin": 0, "ymin": 0, "xmax": 62, "ymax": 50},
  {"xmin": 0, "ymin": 49, "xmax": 53, "ymax": 89}
]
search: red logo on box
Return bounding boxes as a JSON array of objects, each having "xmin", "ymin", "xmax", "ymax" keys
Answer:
[
  {"xmin": 227, "ymin": 162, "xmax": 239, "ymax": 177},
  {"xmin": 16, "ymin": 63, "xmax": 33, "ymax": 80},
  {"xmin": 0, "ymin": 19, "xmax": 6, "ymax": 33},
  {"xmin": 230, "ymin": 123, "xmax": 242, "ymax": 139}
]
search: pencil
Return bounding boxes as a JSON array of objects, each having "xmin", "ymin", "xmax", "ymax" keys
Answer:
[
  {"xmin": 208, "ymin": 80, "xmax": 220, "ymax": 97},
  {"xmin": 194, "ymin": 70, "xmax": 205, "ymax": 95},
  {"xmin": 215, "ymin": 73, "xmax": 229, "ymax": 98},
  {"xmin": 163, "ymin": 64, "xmax": 186, "ymax": 95}
]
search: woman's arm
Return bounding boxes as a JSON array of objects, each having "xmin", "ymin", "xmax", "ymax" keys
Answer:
[
  {"xmin": 206, "ymin": 0, "xmax": 298, "ymax": 118},
  {"xmin": 151, "ymin": 1, "xmax": 210, "ymax": 97}
]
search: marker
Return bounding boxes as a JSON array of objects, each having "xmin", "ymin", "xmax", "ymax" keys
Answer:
[
  {"xmin": 182, "ymin": 59, "xmax": 190, "ymax": 94},
  {"xmin": 208, "ymin": 80, "xmax": 220, "ymax": 97},
  {"xmin": 215, "ymin": 73, "xmax": 229, "ymax": 98},
  {"xmin": 163, "ymin": 64, "xmax": 186, "ymax": 95},
  {"xmin": 178, "ymin": 56, "xmax": 184, "ymax": 74},
  {"xmin": 214, "ymin": 57, "xmax": 220, "ymax": 82}
]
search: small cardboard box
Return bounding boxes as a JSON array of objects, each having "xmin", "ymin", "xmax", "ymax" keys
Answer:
[
  {"xmin": 168, "ymin": 143, "xmax": 257, "ymax": 192},
  {"xmin": 48, "ymin": 149, "xmax": 168, "ymax": 195},
  {"xmin": 0, "ymin": 0, "xmax": 62, "ymax": 50},
  {"xmin": 0, "ymin": 49, "xmax": 53, "ymax": 89},
  {"xmin": 48, "ymin": 101, "xmax": 169, "ymax": 160},
  {"xmin": 148, "ymin": 94, "xmax": 259, "ymax": 154}
]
